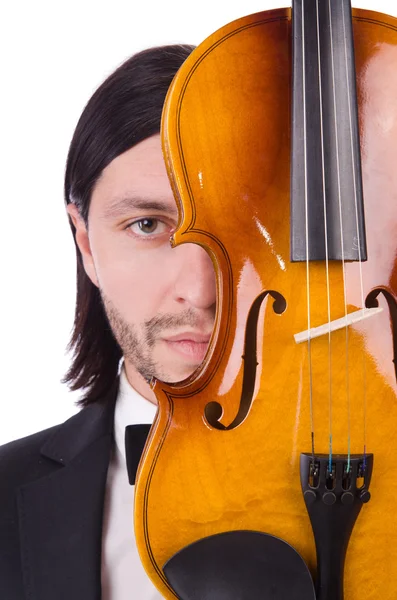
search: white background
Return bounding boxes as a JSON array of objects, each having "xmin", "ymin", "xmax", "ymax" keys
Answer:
[{"xmin": 1, "ymin": 0, "xmax": 396, "ymax": 445}]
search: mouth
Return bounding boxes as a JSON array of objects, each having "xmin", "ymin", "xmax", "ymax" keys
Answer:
[{"xmin": 162, "ymin": 332, "xmax": 211, "ymax": 363}]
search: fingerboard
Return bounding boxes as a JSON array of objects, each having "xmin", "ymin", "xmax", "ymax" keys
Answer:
[{"xmin": 290, "ymin": 0, "xmax": 367, "ymax": 262}]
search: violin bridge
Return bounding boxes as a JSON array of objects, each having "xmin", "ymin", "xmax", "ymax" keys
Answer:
[{"xmin": 294, "ymin": 307, "xmax": 383, "ymax": 344}]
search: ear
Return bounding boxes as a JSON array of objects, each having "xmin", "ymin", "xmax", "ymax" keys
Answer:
[{"xmin": 66, "ymin": 203, "xmax": 99, "ymax": 287}]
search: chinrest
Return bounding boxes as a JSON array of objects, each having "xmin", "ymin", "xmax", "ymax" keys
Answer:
[{"xmin": 163, "ymin": 530, "xmax": 316, "ymax": 600}]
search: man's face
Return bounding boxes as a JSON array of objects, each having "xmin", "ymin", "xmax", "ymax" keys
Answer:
[{"xmin": 67, "ymin": 134, "xmax": 216, "ymax": 401}]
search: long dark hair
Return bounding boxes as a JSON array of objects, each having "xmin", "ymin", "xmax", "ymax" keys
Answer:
[{"xmin": 63, "ymin": 44, "xmax": 195, "ymax": 406}]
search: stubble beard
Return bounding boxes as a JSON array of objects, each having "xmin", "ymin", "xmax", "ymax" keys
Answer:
[{"xmin": 100, "ymin": 291, "xmax": 205, "ymax": 383}]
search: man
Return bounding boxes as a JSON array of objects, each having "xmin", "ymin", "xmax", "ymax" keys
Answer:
[{"xmin": 0, "ymin": 44, "xmax": 216, "ymax": 600}]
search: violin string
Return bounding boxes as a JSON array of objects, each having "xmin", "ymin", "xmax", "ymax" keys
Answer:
[
  {"xmin": 341, "ymin": 0, "xmax": 367, "ymax": 471},
  {"xmin": 302, "ymin": 0, "xmax": 315, "ymax": 462},
  {"xmin": 328, "ymin": 0, "xmax": 350, "ymax": 473},
  {"xmin": 315, "ymin": 0, "xmax": 333, "ymax": 471}
]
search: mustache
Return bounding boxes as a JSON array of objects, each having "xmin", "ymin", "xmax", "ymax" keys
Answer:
[{"xmin": 145, "ymin": 309, "xmax": 202, "ymax": 347}]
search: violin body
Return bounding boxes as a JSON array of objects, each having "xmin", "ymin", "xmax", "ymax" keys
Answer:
[{"xmin": 135, "ymin": 7, "xmax": 397, "ymax": 598}]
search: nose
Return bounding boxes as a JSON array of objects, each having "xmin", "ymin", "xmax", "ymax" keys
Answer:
[{"xmin": 172, "ymin": 242, "xmax": 216, "ymax": 310}]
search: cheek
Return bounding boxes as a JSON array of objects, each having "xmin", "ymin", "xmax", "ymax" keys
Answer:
[{"xmin": 91, "ymin": 232, "xmax": 176, "ymax": 319}]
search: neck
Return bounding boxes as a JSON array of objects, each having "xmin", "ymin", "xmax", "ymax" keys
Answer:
[{"xmin": 123, "ymin": 359, "xmax": 158, "ymax": 404}]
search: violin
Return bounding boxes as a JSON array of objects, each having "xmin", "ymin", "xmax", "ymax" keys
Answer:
[{"xmin": 135, "ymin": 1, "xmax": 397, "ymax": 598}]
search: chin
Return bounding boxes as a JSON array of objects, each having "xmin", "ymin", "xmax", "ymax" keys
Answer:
[{"xmin": 157, "ymin": 366, "xmax": 199, "ymax": 385}]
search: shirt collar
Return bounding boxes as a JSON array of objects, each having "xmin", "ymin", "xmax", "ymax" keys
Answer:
[{"xmin": 114, "ymin": 362, "xmax": 157, "ymax": 463}]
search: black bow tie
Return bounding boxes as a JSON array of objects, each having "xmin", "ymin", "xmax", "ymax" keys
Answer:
[{"xmin": 124, "ymin": 424, "xmax": 151, "ymax": 485}]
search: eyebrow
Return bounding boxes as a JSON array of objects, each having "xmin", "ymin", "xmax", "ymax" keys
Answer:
[{"xmin": 101, "ymin": 195, "xmax": 176, "ymax": 219}]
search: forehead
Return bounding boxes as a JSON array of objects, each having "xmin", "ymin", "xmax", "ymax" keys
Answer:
[{"xmin": 90, "ymin": 134, "xmax": 176, "ymax": 213}]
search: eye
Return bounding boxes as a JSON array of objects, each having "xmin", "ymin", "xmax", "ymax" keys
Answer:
[{"xmin": 128, "ymin": 218, "xmax": 167, "ymax": 236}]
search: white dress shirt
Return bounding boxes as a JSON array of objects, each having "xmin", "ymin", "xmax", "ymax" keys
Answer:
[{"xmin": 101, "ymin": 365, "xmax": 164, "ymax": 599}]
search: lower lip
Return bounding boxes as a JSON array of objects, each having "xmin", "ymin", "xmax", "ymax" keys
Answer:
[{"xmin": 164, "ymin": 340, "xmax": 209, "ymax": 363}]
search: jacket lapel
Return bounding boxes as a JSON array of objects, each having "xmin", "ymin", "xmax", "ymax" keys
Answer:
[{"xmin": 17, "ymin": 379, "xmax": 118, "ymax": 600}]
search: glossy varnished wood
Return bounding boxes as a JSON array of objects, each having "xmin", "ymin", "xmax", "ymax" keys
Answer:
[{"xmin": 135, "ymin": 7, "xmax": 397, "ymax": 598}]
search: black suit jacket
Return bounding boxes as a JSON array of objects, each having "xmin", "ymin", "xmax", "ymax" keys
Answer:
[{"xmin": 0, "ymin": 377, "xmax": 124, "ymax": 600}]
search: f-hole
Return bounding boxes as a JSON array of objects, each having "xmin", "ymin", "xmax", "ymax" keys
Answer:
[
  {"xmin": 365, "ymin": 287, "xmax": 397, "ymax": 383},
  {"xmin": 205, "ymin": 290, "xmax": 286, "ymax": 431}
]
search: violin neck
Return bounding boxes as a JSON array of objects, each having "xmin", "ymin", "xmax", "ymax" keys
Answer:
[{"xmin": 290, "ymin": 0, "xmax": 367, "ymax": 263}]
